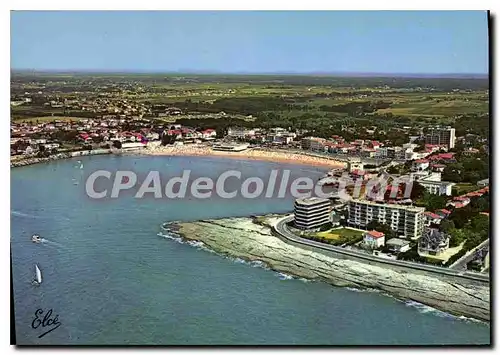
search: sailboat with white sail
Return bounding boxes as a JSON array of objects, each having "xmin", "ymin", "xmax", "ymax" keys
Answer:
[{"xmin": 32, "ymin": 264, "xmax": 42, "ymax": 286}]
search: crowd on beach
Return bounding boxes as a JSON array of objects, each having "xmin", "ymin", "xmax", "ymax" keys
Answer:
[{"xmin": 144, "ymin": 144, "xmax": 346, "ymax": 168}]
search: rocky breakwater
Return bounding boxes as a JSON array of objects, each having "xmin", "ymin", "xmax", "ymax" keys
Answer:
[
  {"xmin": 166, "ymin": 215, "xmax": 490, "ymax": 322},
  {"xmin": 11, "ymin": 154, "xmax": 70, "ymax": 168}
]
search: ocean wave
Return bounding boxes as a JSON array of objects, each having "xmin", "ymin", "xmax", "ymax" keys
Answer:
[
  {"xmin": 157, "ymin": 229, "xmax": 316, "ymax": 284},
  {"xmin": 276, "ymin": 272, "xmax": 294, "ymax": 280},
  {"xmin": 345, "ymin": 286, "xmax": 367, "ymax": 293},
  {"xmin": 404, "ymin": 300, "xmax": 487, "ymax": 324},
  {"xmin": 157, "ymin": 231, "xmax": 183, "ymax": 243},
  {"xmin": 157, "ymin": 232, "xmax": 215, "ymax": 253},
  {"xmin": 250, "ymin": 260, "xmax": 270, "ymax": 270},
  {"xmin": 231, "ymin": 257, "xmax": 247, "ymax": 264},
  {"xmin": 345, "ymin": 286, "xmax": 380, "ymax": 294}
]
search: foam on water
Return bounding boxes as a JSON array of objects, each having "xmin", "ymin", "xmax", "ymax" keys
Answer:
[
  {"xmin": 11, "ymin": 211, "xmax": 38, "ymax": 219},
  {"xmin": 157, "ymin": 231, "xmax": 183, "ymax": 243},
  {"xmin": 158, "ymin": 229, "xmax": 306, "ymax": 282},
  {"xmin": 403, "ymin": 300, "xmax": 488, "ymax": 325},
  {"xmin": 276, "ymin": 272, "xmax": 295, "ymax": 280},
  {"xmin": 41, "ymin": 239, "xmax": 70, "ymax": 250},
  {"xmin": 157, "ymin": 228, "xmax": 488, "ymax": 324},
  {"xmin": 345, "ymin": 286, "xmax": 381, "ymax": 294}
]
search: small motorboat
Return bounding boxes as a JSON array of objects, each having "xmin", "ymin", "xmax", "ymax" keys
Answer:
[{"xmin": 31, "ymin": 235, "xmax": 42, "ymax": 243}]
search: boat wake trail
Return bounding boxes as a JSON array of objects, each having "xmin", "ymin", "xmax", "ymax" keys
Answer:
[
  {"xmin": 40, "ymin": 239, "xmax": 69, "ymax": 250},
  {"xmin": 11, "ymin": 211, "xmax": 38, "ymax": 219}
]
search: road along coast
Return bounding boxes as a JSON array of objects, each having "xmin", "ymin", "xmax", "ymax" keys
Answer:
[{"xmin": 164, "ymin": 215, "xmax": 490, "ymax": 322}]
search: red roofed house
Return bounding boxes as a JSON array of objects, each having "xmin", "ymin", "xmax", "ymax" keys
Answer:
[
  {"xmin": 436, "ymin": 209, "xmax": 452, "ymax": 218},
  {"xmin": 78, "ymin": 133, "xmax": 92, "ymax": 143},
  {"xmin": 201, "ymin": 129, "xmax": 217, "ymax": 139},
  {"xmin": 425, "ymin": 144, "xmax": 440, "ymax": 154},
  {"xmin": 424, "ymin": 212, "xmax": 443, "ymax": 226},
  {"xmin": 412, "ymin": 159, "xmax": 430, "ymax": 172},
  {"xmin": 428, "ymin": 152, "xmax": 456, "ymax": 162},
  {"xmin": 363, "ymin": 230, "xmax": 385, "ymax": 249},
  {"xmin": 430, "ymin": 163, "xmax": 446, "ymax": 173},
  {"xmin": 370, "ymin": 141, "xmax": 381, "ymax": 149}
]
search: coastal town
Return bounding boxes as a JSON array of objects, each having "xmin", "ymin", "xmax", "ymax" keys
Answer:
[
  {"xmin": 10, "ymin": 10, "xmax": 492, "ymax": 345},
  {"xmin": 11, "ymin": 106, "xmax": 490, "ymax": 275},
  {"xmin": 11, "ymin": 70, "xmax": 489, "ymax": 278}
]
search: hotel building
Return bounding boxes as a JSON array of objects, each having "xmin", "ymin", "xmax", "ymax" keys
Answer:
[
  {"xmin": 425, "ymin": 126, "xmax": 456, "ymax": 149},
  {"xmin": 301, "ymin": 137, "xmax": 327, "ymax": 152},
  {"xmin": 347, "ymin": 199, "xmax": 425, "ymax": 239},
  {"xmin": 294, "ymin": 197, "xmax": 331, "ymax": 230}
]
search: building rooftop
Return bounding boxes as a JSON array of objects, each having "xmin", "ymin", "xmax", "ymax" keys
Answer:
[
  {"xmin": 424, "ymin": 212, "xmax": 442, "ymax": 219},
  {"xmin": 366, "ymin": 230, "xmax": 385, "ymax": 239},
  {"xmin": 386, "ymin": 238, "xmax": 410, "ymax": 246},
  {"xmin": 350, "ymin": 199, "xmax": 425, "ymax": 213},
  {"xmin": 295, "ymin": 197, "xmax": 330, "ymax": 206}
]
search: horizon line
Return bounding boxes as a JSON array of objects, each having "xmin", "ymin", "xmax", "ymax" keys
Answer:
[{"xmin": 10, "ymin": 68, "xmax": 489, "ymax": 79}]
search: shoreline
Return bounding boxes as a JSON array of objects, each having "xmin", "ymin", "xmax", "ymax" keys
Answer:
[
  {"xmin": 142, "ymin": 145, "xmax": 347, "ymax": 168},
  {"xmin": 165, "ymin": 215, "xmax": 490, "ymax": 322},
  {"xmin": 11, "ymin": 144, "xmax": 347, "ymax": 169},
  {"xmin": 10, "ymin": 148, "xmax": 124, "ymax": 169}
]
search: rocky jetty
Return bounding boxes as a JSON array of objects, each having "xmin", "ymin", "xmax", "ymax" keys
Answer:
[
  {"xmin": 10, "ymin": 155, "xmax": 69, "ymax": 168},
  {"xmin": 167, "ymin": 215, "xmax": 490, "ymax": 322}
]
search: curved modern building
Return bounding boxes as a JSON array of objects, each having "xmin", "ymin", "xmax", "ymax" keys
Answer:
[{"xmin": 294, "ymin": 197, "xmax": 331, "ymax": 230}]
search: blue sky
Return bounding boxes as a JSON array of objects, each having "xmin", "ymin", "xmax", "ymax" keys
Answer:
[{"xmin": 11, "ymin": 11, "xmax": 489, "ymax": 74}]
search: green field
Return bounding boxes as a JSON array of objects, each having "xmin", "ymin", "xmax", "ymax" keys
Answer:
[
  {"xmin": 15, "ymin": 116, "xmax": 85, "ymax": 123},
  {"xmin": 313, "ymin": 227, "xmax": 365, "ymax": 246},
  {"xmin": 453, "ymin": 183, "xmax": 478, "ymax": 195},
  {"xmin": 11, "ymin": 73, "xmax": 489, "ymax": 129}
]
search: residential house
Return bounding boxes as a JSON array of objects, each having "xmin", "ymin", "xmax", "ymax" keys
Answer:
[
  {"xmin": 412, "ymin": 159, "xmax": 430, "ymax": 172},
  {"xmin": 363, "ymin": 230, "xmax": 385, "ymax": 249},
  {"xmin": 201, "ymin": 129, "xmax": 217, "ymax": 140},
  {"xmin": 435, "ymin": 209, "xmax": 452, "ymax": 219},
  {"xmin": 430, "ymin": 163, "xmax": 446, "ymax": 173},
  {"xmin": 423, "ymin": 212, "xmax": 443, "ymax": 226},
  {"xmin": 447, "ymin": 196, "xmax": 471, "ymax": 209},
  {"xmin": 417, "ymin": 172, "xmax": 455, "ymax": 196},
  {"xmin": 385, "ymin": 238, "xmax": 411, "ymax": 253},
  {"xmin": 418, "ymin": 228, "xmax": 450, "ymax": 256},
  {"xmin": 477, "ymin": 178, "xmax": 489, "ymax": 187}
]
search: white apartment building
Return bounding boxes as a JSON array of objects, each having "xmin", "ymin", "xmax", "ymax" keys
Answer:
[
  {"xmin": 301, "ymin": 137, "xmax": 327, "ymax": 152},
  {"xmin": 417, "ymin": 172, "xmax": 455, "ymax": 196},
  {"xmin": 347, "ymin": 199, "xmax": 425, "ymax": 240},
  {"xmin": 294, "ymin": 197, "xmax": 331, "ymax": 230},
  {"xmin": 227, "ymin": 127, "xmax": 257, "ymax": 139},
  {"xmin": 425, "ymin": 126, "xmax": 456, "ymax": 149}
]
